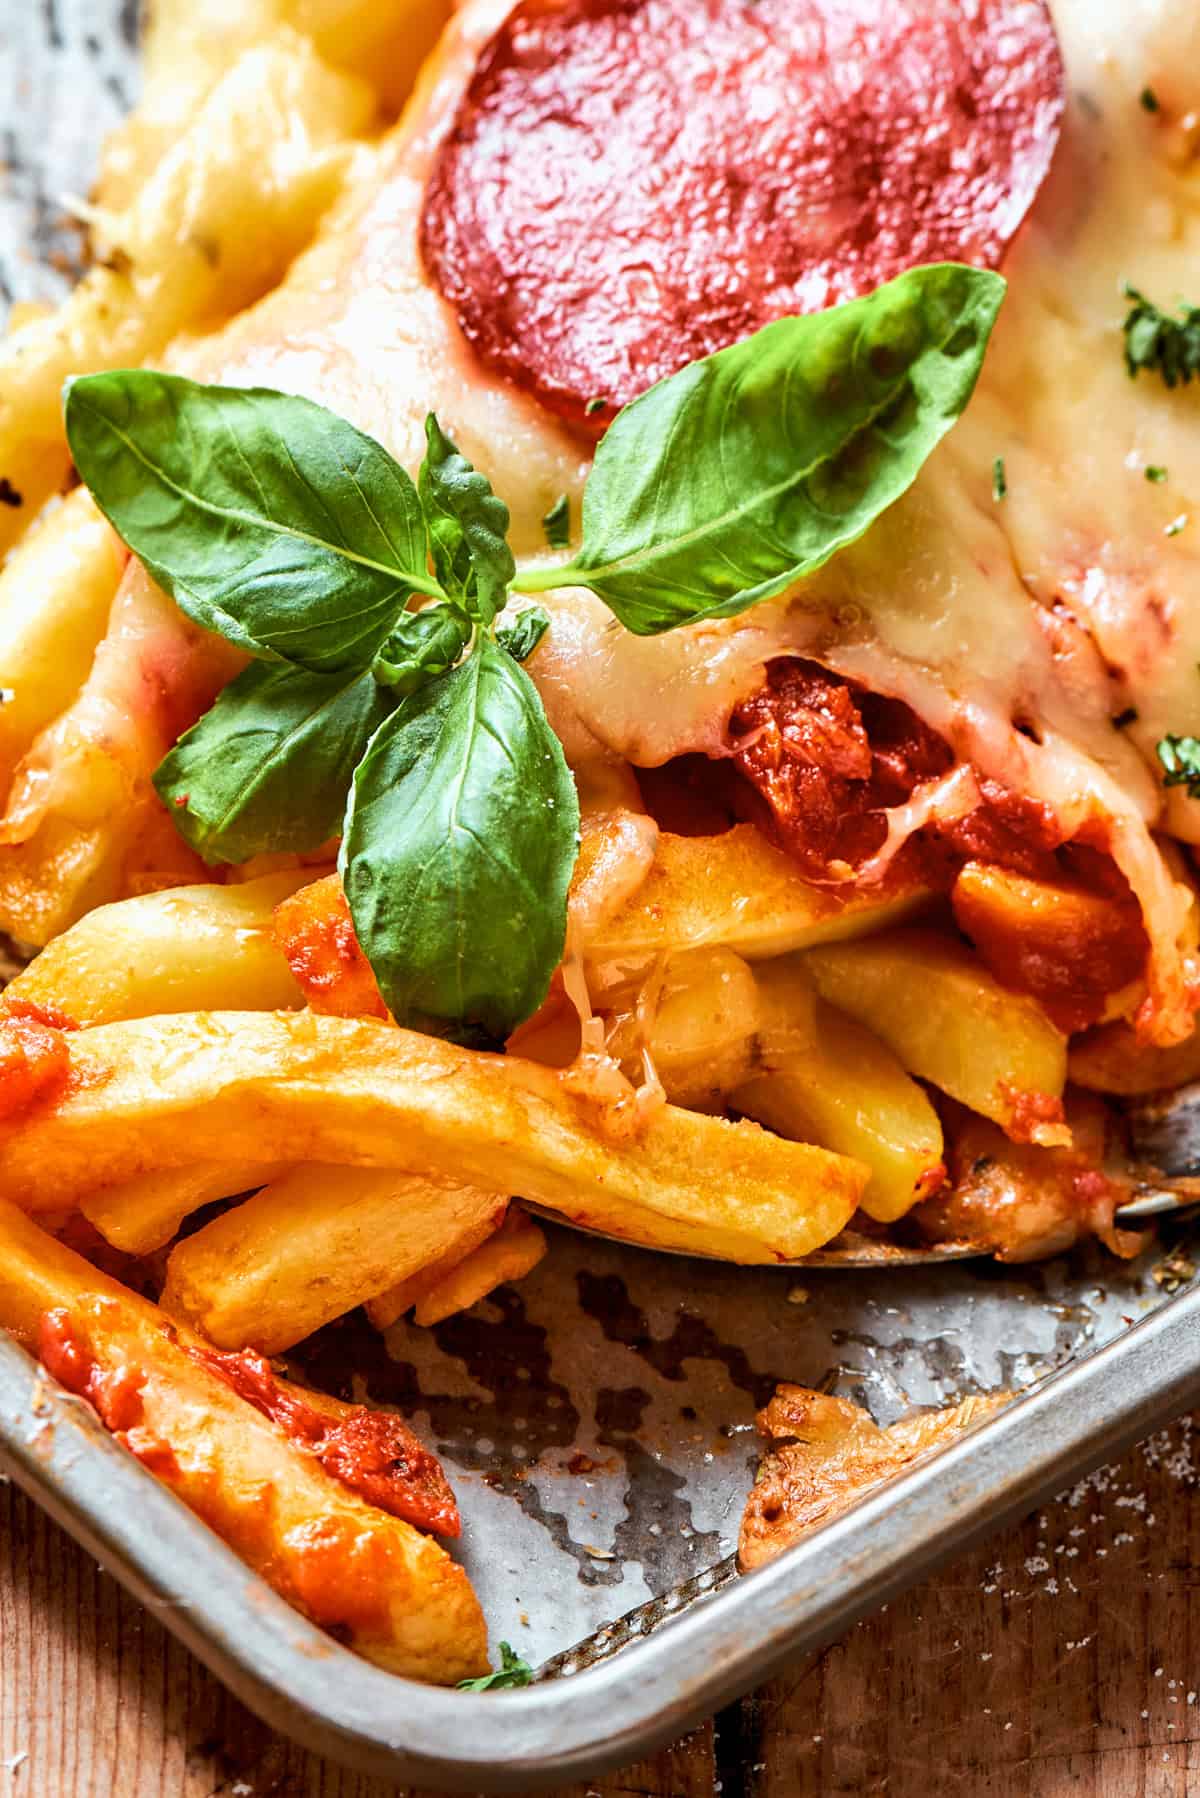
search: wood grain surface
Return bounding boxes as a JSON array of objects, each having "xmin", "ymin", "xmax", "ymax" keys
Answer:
[{"xmin": 5, "ymin": 1411, "xmax": 1200, "ymax": 1797}]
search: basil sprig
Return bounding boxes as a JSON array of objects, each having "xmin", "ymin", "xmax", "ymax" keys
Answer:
[
  {"xmin": 515, "ymin": 262, "xmax": 1004, "ymax": 632},
  {"xmin": 64, "ymin": 261, "xmax": 1003, "ymax": 1036}
]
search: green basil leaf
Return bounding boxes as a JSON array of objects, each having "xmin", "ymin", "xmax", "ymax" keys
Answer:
[
  {"xmin": 457, "ymin": 1642, "xmax": 535, "ymax": 1692},
  {"xmin": 541, "ymin": 494, "xmax": 570, "ymax": 549},
  {"xmin": 154, "ymin": 662, "xmax": 394, "ymax": 864},
  {"xmin": 341, "ymin": 635, "xmax": 578, "ymax": 1035},
  {"xmin": 516, "ymin": 263, "xmax": 1004, "ymax": 633},
  {"xmin": 65, "ymin": 370, "xmax": 439, "ymax": 672},
  {"xmin": 418, "ymin": 414, "xmax": 514, "ymax": 625},
  {"xmin": 372, "ymin": 604, "xmax": 473, "ymax": 694},
  {"xmin": 495, "ymin": 605, "xmax": 550, "ymax": 663}
]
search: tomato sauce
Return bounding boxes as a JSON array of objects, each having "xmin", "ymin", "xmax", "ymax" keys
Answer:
[
  {"xmin": 728, "ymin": 657, "xmax": 1150, "ymax": 1026},
  {"xmin": 0, "ymin": 1003, "xmax": 73, "ymax": 1122},
  {"xmin": 421, "ymin": 0, "xmax": 1063, "ymax": 431},
  {"xmin": 184, "ymin": 1344, "xmax": 461, "ymax": 1539}
]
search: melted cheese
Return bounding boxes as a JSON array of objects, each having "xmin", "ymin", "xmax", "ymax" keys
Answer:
[{"xmin": 168, "ymin": 0, "xmax": 1200, "ymax": 1038}]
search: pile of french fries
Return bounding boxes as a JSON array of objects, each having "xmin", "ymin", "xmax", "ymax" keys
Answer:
[{"xmin": 0, "ymin": 0, "xmax": 1194, "ymax": 1686}]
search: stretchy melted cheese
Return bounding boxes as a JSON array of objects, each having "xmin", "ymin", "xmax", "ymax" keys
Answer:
[{"xmin": 168, "ymin": 0, "xmax": 1200, "ymax": 1038}]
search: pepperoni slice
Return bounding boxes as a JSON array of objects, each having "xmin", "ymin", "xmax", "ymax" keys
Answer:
[{"xmin": 421, "ymin": 0, "xmax": 1064, "ymax": 433}]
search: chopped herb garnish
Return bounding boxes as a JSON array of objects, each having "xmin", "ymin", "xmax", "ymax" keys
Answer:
[
  {"xmin": 1158, "ymin": 734, "xmax": 1200, "ymax": 798},
  {"xmin": 1112, "ymin": 706, "xmax": 1139, "ymax": 729},
  {"xmin": 541, "ymin": 493, "xmax": 570, "ymax": 549},
  {"xmin": 1145, "ymin": 464, "xmax": 1168, "ymax": 482},
  {"xmin": 457, "ymin": 1642, "xmax": 535, "ymax": 1691},
  {"xmin": 1122, "ymin": 284, "xmax": 1200, "ymax": 387},
  {"xmin": 584, "ymin": 396, "xmax": 607, "ymax": 416},
  {"xmin": 1166, "ymin": 513, "xmax": 1189, "ymax": 537},
  {"xmin": 1140, "ymin": 86, "xmax": 1160, "ymax": 113},
  {"xmin": 992, "ymin": 456, "xmax": 1007, "ymax": 502}
]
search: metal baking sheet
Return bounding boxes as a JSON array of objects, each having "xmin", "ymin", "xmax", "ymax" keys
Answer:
[{"xmin": 5, "ymin": 6, "xmax": 1200, "ymax": 1788}]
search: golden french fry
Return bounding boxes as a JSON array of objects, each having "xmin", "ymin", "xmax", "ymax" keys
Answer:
[
  {"xmin": 411, "ymin": 1210, "xmax": 548, "ymax": 1328},
  {"xmin": 81, "ymin": 1161, "xmax": 291, "ymax": 1256},
  {"xmin": 0, "ymin": 1200, "xmax": 487, "ymax": 1682},
  {"xmin": 804, "ymin": 927, "xmax": 1069, "ymax": 1146},
  {"xmin": 163, "ymin": 1167, "xmax": 509, "ymax": 1351},
  {"xmin": 4, "ymin": 872, "xmax": 311, "ymax": 1027},
  {"xmin": 0, "ymin": 490, "xmax": 128, "ymax": 801},
  {"xmin": 366, "ymin": 1206, "xmax": 511, "ymax": 1330},
  {"xmin": 584, "ymin": 824, "xmax": 930, "ymax": 994},
  {"xmin": 605, "ymin": 947, "xmax": 761, "ymax": 1110},
  {"xmin": 736, "ymin": 962, "xmax": 944, "ymax": 1223},
  {"xmin": 0, "ymin": 1011, "xmax": 867, "ymax": 1261},
  {"xmin": 1069, "ymin": 1018, "xmax": 1200, "ymax": 1096},
  {"xmin": 0, "ymin": 38, "xmax": 375, "ymax": 550}
]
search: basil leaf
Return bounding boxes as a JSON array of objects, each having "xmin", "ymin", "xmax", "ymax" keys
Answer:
[
  {"xmin": 419, "ymin": 414, "xmax": 514, "ymax": 625},
  {"xmin": 541, "ymin": 494, "xmax": 570, "ymax": 549},
  {"xmin": 457, "ymin": 1642, "xmax": 535, "ymax": 1692},
  {"xmin": 154, "ymin": 662, "xmax": 394, "ymax": 864},
  {"xmin": 373, "ymin": 604, "xmax": 472, "ymax": 694},
  {"xmin": 65, "ymin": 371, "xmax": 438, "ymax": 672},
  {"xmin": 516, "ymin": 263, "xmax": 1004, "ymax": 633},
  {"xmin": 341, "ymin": 636, "xmax": 578, "ymax": 1035},
  {"xmin": 495, "ymin": 605, "xmax": 550, "ymax": 663}
]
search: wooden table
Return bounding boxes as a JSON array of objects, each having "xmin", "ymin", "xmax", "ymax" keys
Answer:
[{"xmin": 5, "ymin": 1413, "xmax": 1200, "ymax": 1798}]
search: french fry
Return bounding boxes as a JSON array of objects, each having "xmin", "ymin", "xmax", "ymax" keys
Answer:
[
  {"xmin": 951, "ymin": 860, "xmax": 1148, "ymax": 1030},
  {"xmin": 273, "ymin": 872, "xmax": 388, "ymax": 1017},
  {"xmin": 366, "ymin": 1206, "xmax": 511, "ymax": 1330},
  {"xmin": 163, "ymin": 1168, "xmax": 509, "ymax": 1351},
  {"xmin": 1069, "ymin": 1018, "xmax": 1200, "ymax": 1096},
  {"xmin": 605, "ymin": 947, "xmax": 762, "ymax": 1110},
  {"xmin": 0, "ymin": 1011, "xmax": 867, "ymax": 1261},
  {"xmin": 3, "ymin": 872, "xmax": 311, "ymax": 1027},
  {"xmin": 0, "ymin": 490, "xmax": 128, "ymax": 801},
  {"xmin": 804, "ymin": 928, "xmax": 1069, "ymax": 1147},
  {"xmin": 100, "ymin": 0, "xmax": 448, "ymax": 214},
  {"xmin": 373, "ymin": 1208, "xmax": 549, "ymax": 1331},
  {"xmin": 584, "ymin": 824, "xmax": 930, "ymax": 995},
  {"xmin": 0, "ymin": 564, "xmax": 240, "ymax": 945},
  {"xmin": 736, "ymin": 962, "xmax": 945, "ymax": 1223},
  {"xmin": 0, "ymin": 1200, "xmax": 487, "ymax": 1682},
  {"xmin": 81, "ymin": 1161, "xmax": 291, "ymax": 1256},
  {"xmin": 0, "ymin": 37, "xmax": 375, "ymax": 550}
]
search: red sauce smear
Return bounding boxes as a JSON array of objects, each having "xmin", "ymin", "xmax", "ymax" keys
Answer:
[
  {"xmin": 421, "ymin": 0, "xmax": 1063, "ymax": 432},
  {"xmin": 727, "ymin": 657, "xmax": 1149, "ymax": 1028},
  {"xmin": 39, "ymin": 1308, "xmax": 146, "ymax": 1433},
  {"xmin": 0, "ymin": 1001, "xmax": 74, "ymax": 1122},
  {"xmin": 183, "ymin": 1344, "xmax": 461, "ymax": 1539}
]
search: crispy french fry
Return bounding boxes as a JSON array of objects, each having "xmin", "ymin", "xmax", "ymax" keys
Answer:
[
  {"xmin": 3, "ymin": 873, "xmax": 311, "ymax": 1027},
  {"xmin": 0, "ymin": 1200, "xmax": 486, "ymax": 1682},
  {"xmin": 584, "ymin": 824, "xmax": 930, "ymax": 994},
  {"xmin": 163, "ymin": 1168, "xmax": 509, "ymax": 1351},
  {"xmin": 736, "ymin": 963, "xmax": 944, "ymax": 1223},
  {"xmin": 1069, "ymin": 1018, "xmax": 1200, "ymax": 1096},
  {"xmin": 365, "ymin": 1206, "xmax": 509, "ymax": 1330},
  {"xmin": 0, "ymin": 490, "xmax": 128, "ymax": 800},
  {"xmin": 0, "ymin": 1011, "xmax": 867, "ymax": 1261},
  {"xmin": 373, "ymin": 1208, "xmax": 549, "ymax": 1331},
  {"xmin": 81, "ymin": 1161, "xmax": 291, "ymax": 1256},
  {"xmin": 605, "ymin": 947, "xmax": 761, "ymax": 1110},
  {"xmin": 804, "ymin": 928, "xmax": 1069, "ymax": 1147},
  {"xmin": 413, "ymin": 1210, "xmax": 548, "ymax": 1327},
  {"xmin": 0, "ymin": 38, "xmax": 375, "ymax": 550}
]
